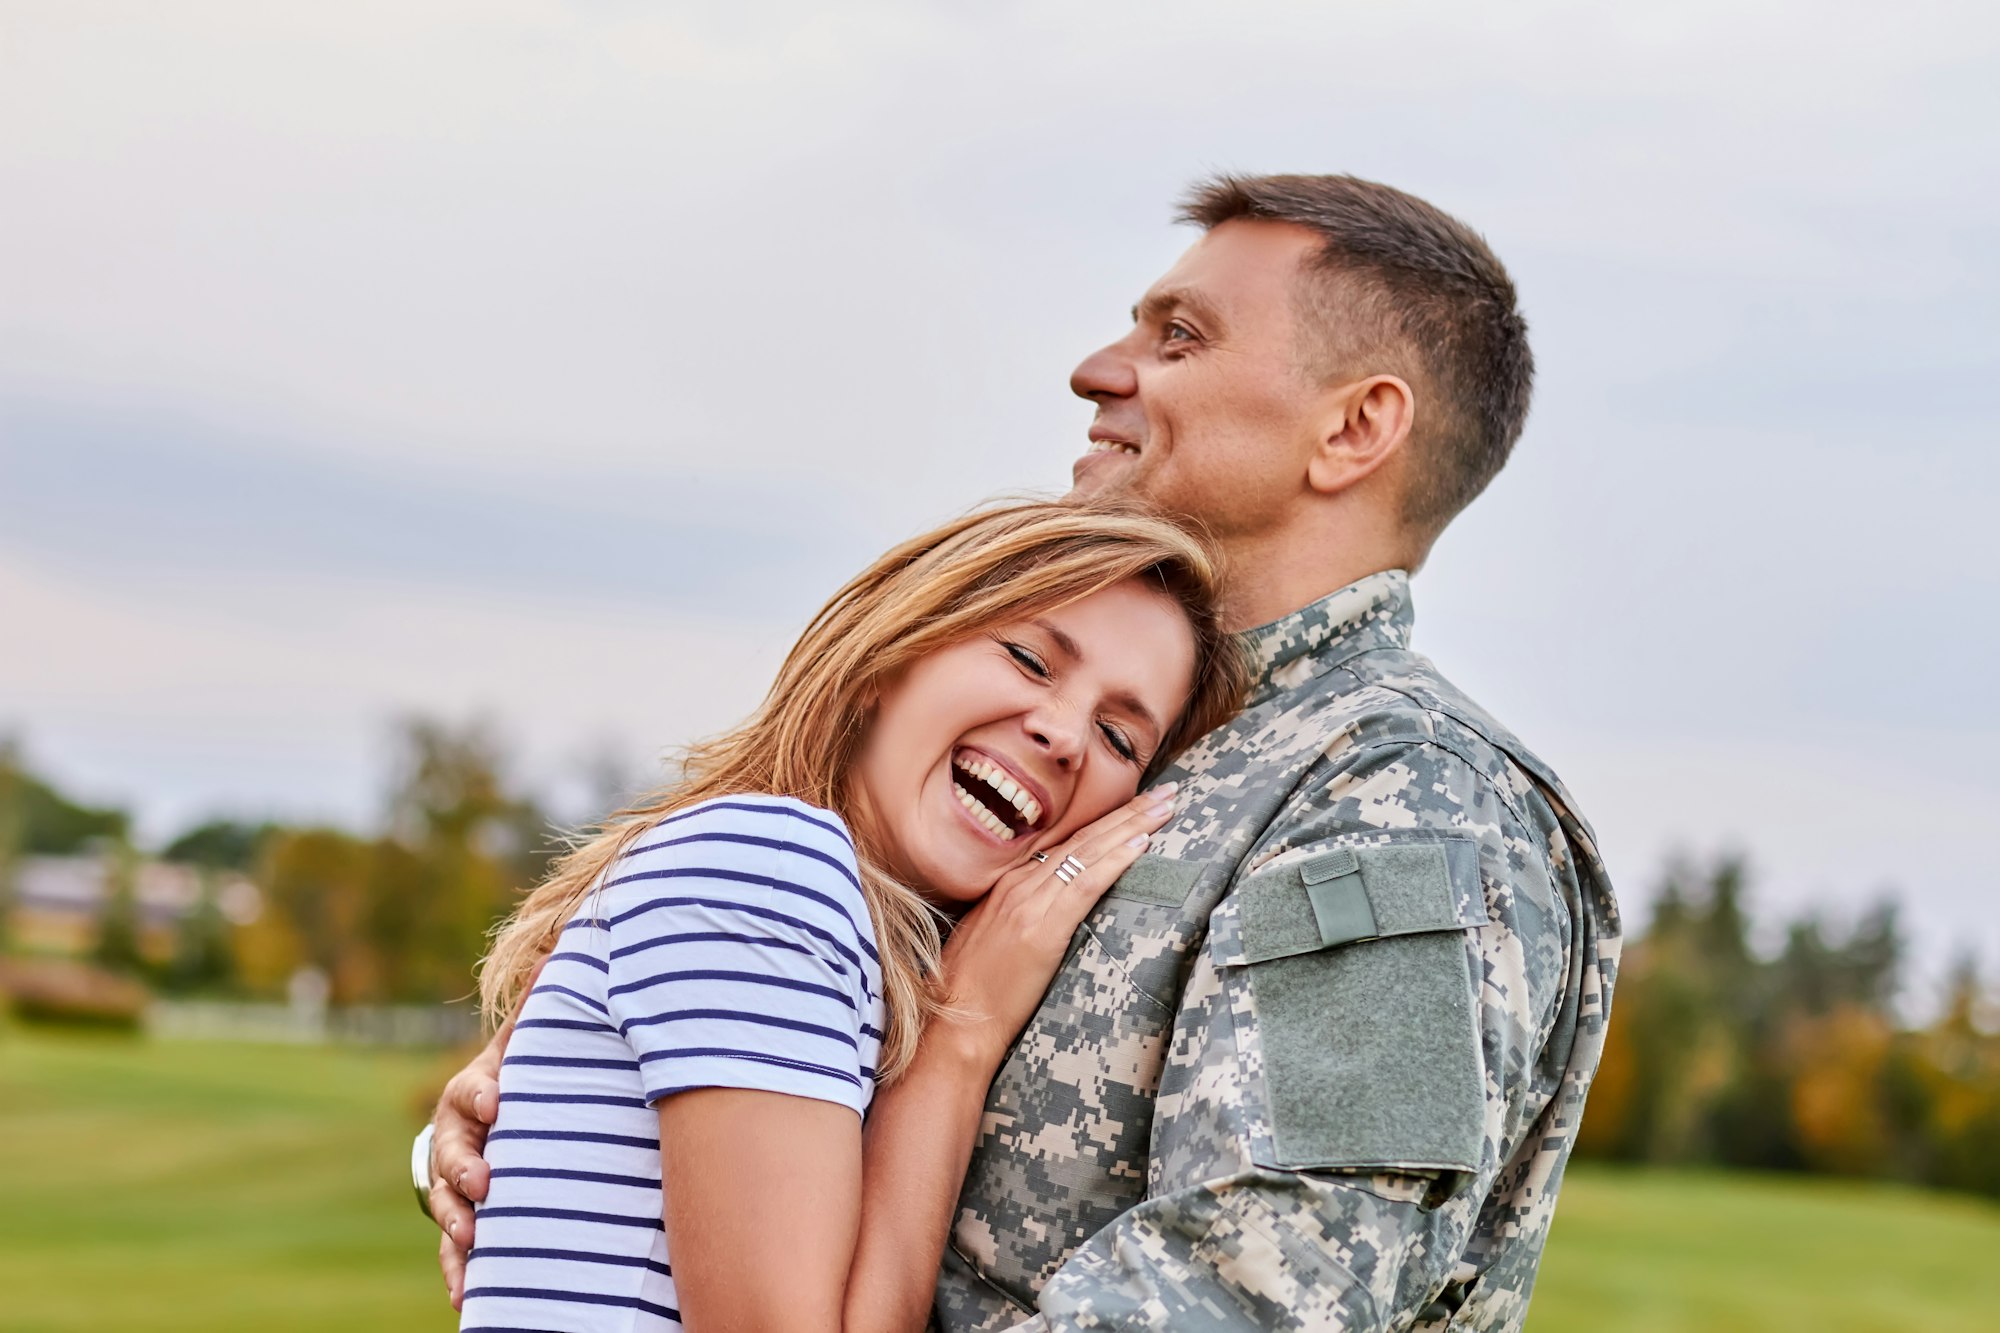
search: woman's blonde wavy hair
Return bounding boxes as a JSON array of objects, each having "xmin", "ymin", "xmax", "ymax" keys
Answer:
[{"xmin": 478, "ymin": 498, "xmax": 1249, "ymax": 1081}]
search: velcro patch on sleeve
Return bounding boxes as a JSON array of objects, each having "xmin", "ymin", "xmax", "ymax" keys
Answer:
[
  {"xmin": 1238, "ymin": 836, "xmax": 1486, "ymax": 964},
  {"xmin": 1230, "ymin": 833, "xmax": 1490, "ymax": 1185}
]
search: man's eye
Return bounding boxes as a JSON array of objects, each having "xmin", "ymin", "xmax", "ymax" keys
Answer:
[
  {"xmin": 1164, "ymin": 322, "xmax": 1196, "ymax": 343},
  {"xmin": 1100, "ymin": 722, "xmax": 1138, "ymax": 763},
  {"xmin": 1005, "ymin": 643, "xmax": 1051, "ymax": 678}
]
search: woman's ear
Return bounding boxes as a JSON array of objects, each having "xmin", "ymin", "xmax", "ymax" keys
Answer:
[
  {"xmin": 1306, "ymin": 373, "xmax": 1414, "ymax": 496},
  {"xmin": 857, "ymin": 670, "xmax": 890, "ymax": 715}
]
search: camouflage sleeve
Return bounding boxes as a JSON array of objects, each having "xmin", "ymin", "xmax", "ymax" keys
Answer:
[{"xmin": 999, "ymin": 737, "xmax": 1581, "ymax": 1331}]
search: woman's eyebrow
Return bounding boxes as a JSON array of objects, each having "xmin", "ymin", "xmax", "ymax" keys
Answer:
[
  {"xmin": 1031, "ymin": 618, "xmax": 1163, "ymax": 740},
  {"xmin": 1110, "ymin": 690, "xmax": 1163, "ymax": 743},
  {"xmin": 1031, "ymin": 618, "xmax": 1083, "ymax": 662}
]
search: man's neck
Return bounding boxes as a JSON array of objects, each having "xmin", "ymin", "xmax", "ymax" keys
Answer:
[{"xmin": 1216, "ymin": 521, "xmax": 1407, "ymax": 633}]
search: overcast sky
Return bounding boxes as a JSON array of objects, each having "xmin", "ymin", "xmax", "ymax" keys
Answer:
[{"xmin": 3, "ymin": 1, "xmax": 1996, "ymax": 994}]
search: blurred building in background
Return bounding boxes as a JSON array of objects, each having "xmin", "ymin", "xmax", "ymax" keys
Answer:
[{"xmin": 0, "ymin": 722, "xmax": 532, "ymax": 1044}]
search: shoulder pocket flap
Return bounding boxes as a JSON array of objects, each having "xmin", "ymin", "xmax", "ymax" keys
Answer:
[
  {"xmin": 1299, "ymin": 846, "xmax": 1359, "ymax": 881},
  {"xmin": 1239, "ymin": 837, "xmax": 1487, "ymax": 965},
  {"xmin": 1103, "ymin": 852, "xmax": 1207, "ymax": 908}
]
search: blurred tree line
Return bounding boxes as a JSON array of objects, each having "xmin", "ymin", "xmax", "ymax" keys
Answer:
[
  {"xmin": 1578, "ymin": 854, "xmax": 2000, "ymax": 1200},
  {"xmin": 8, "ymin": 733, "xmax": 2000, "ymax": 1201},
  {"xmin": 0, "ymin": 721, "xmax": 558, "ymax": 1006}
]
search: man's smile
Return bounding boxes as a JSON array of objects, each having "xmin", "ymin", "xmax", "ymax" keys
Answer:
[{"xmin": 1085, "ymin": 424, "xmax": 1142, "ymax": 458}]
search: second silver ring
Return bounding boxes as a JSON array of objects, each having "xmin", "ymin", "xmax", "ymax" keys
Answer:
[{"xmin": 1052, "ymin": 854, "xmax": 1086, "ymax": 885}]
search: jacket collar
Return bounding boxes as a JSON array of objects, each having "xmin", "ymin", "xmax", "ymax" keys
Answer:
[{"xmin": 1237, "ymin": 569, "xmax": 1414, "ymax": 709}]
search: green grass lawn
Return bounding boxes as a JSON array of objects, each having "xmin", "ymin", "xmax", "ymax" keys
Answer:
[
  {"xmin": 3, "ymin": 1027, "xmax": 1997, "ymax": 1331},
  {"xmin": 1531, "ymin": 1167, "xmax": 2000, "ymax": 1332},
  {"xmin": 0, "ymin": 1026, "xmax": 452, "ymax": 1332}
]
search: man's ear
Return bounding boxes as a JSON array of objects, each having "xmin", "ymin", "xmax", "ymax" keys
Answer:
[{"xmin": 1306, "ymin": 374, "xmax": 1414, "ymax": 496}]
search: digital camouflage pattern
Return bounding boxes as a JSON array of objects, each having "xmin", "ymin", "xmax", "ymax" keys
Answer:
[{"xmin": 933, "ymin": 570, "xmax": 1621, "ymax": 1331}]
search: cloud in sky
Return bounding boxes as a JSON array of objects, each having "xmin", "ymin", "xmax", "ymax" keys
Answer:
[
  {"xmin": 0, "ymin": 395, "xmax": 861, "ymax": 616},
  {"xmin": 3, "ymin": 0, "xmax": 1996, "ymax": 978}
]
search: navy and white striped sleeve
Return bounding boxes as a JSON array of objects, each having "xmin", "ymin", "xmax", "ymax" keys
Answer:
[{"xmin": 599, "ymin": 796, "xmax": 881, "ymax": 1117}]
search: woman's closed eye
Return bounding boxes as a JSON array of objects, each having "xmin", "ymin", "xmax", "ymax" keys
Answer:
[
  {"xmin": 1098, "ymin": 721, "xmax": 1139, "ymax": 765},
  {"xmin": 1004, "ymin": 642, "xmax": 1051, "ymax": 678}
]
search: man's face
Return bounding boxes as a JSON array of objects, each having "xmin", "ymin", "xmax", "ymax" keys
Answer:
[{"xmin": 1068, "ymin": 219, "xmax": 1328, "ymax": 536}]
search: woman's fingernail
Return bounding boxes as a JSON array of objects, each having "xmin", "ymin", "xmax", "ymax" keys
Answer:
[
  {"xmin": 1148, "ymin": 802, "xmax": 1174, "ymax": 818},
  {"xmin": 1126, "ymin": 834, "xmax": 1149, "ymax": 848},
  {"xmin": 1145, "ymin": 781, "xmax": 1179, "ymax": 797}
]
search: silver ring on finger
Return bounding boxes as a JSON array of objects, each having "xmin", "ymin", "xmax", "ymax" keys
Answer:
[
  {"xmin": 1030, "ymin": 851, "xmax": 1049, "ymax": 863},
  {"xmin": 1053, "ymin": 854, "xmax": 1086, "ymax": 885}
]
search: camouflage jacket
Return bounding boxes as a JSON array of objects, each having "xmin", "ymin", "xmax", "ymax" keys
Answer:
[{"xmin": 933, "ymin": 569, "xmax": 1621, "ymax": 1331}]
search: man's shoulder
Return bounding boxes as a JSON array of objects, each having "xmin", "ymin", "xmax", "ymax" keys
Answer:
[
  {"xmin": 1157, "ymin": 636, "xmax": 1587, "ymax": 877},
  {"xmin": 1238, "ymin": 644, "xmax": 1609, "ymax": 942},
  {"xmin": 1327, "ymin": 646, "xmax": 1580, "ymax": 820}
]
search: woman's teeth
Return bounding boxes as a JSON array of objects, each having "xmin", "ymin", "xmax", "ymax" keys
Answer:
[
  {"xmin": 955, "ymin": 784, "xmax": 1017, "ymax": 840},
  {"xmin": 952, "ymin": 752, "xmax": 1043, "ymax": 837}
]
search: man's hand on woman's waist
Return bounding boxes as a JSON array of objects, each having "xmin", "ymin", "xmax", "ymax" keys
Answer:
[{"xmin": 426, "ymin": 1012, "xmax": 508, "ymax": 1309}]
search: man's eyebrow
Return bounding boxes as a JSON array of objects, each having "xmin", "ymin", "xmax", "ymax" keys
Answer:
[
  {"xmin": 1031, "ymin": 618, "xmax": 1164, "ymax": 740},
  {"xmin": 1132, "ymin": 286, "xmax": 1225, "ymax": 330}
]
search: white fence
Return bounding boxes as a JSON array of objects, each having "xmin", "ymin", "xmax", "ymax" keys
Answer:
[{"xmin": 147, "ymin": 999, "xmax": 480, "ymax": 1047}]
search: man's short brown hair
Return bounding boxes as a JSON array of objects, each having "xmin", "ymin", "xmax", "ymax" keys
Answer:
[{"xmin": 1179, "ymin": 173, "xmax": 1533, "ymax": 551}]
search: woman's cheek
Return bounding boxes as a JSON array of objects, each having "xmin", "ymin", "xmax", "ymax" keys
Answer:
[{"xmin": 1073, "ymin": 772, "xmax": 1129, "ymax": 832}]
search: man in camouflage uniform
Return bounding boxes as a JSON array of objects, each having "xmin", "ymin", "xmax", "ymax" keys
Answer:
[
  {"xmin": 935, "ymin": 569, "xmax": 1614, "ymax": 1330},
  {"xmin": 427, "ymin": 172, "xmax": 1619, "ymax": 1330},
  {"xmin": 926, "ymin": 177, "xmax": 1621, "ymax": 1329}
]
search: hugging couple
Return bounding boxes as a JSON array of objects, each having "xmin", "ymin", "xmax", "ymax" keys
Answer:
[{"xmin": 415, "ymin": 172, "xmax": 1621, "ymax": 1332}]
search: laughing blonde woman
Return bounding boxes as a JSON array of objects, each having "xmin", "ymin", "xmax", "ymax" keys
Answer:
[{"xmin": 457, "ymin": 499, "xmax": 1247, "ymax": 1332}]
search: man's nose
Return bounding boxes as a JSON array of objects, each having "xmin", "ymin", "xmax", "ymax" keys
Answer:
[{"xmin": 1070, "ymin": 338, "xmax": 1137, "ymax": 403}]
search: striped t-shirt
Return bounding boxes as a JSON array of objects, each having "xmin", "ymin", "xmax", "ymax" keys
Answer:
[{"xmin": 459, "ymin": 794, "xmax": 883, "ymax": 1332}]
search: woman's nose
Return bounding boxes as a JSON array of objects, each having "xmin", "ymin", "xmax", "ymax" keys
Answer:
[{"xmin": 1026, "ymin": 705, "xmax": 1088, "ymax": 769}]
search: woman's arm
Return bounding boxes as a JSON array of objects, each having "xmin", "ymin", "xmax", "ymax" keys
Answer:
[
  {"xmin": 841, "ymin": 1020, "xmax": 1001, "ymax": 1330},
  {"xmin": 652, "ymin": 1034, "xmax": 987, "ymax": 1333},
  {"xmin": 654, "ymin": 786, "xmax": 1174, "ymax": 1332},
  {"xmin": 843, "ymin": 785, "xmax": 1178, "ymax": 1330},
  {"xmin": 659, "ymin": 1089, "xmax": 866, "ymax": 1332}
]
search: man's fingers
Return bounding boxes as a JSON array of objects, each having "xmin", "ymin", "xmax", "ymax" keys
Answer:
[
  {"xmin": 439, "ymin": 1229, "xmax": 470, "ymax": 1312},
  {"xmin": 433, "ymin": 1122, "xmax": 492, "ymax": 1205},
  {"xmin": 441, "ymin": 1068, "xmax": 501, "ymax": 1126},
  {"xmin": 431, "ymin": 1176, "xmax": 476, "ymax": 1311},
  {"xmin": 429, "ymin": 1175, "xmax": 478, "ymax": 1251},
  {"xmin": 432, "ymin": 1068, "xmax": 500, "ymax": 1215},
  {"xmin": 430, "ymin": 1035, "xmax": 504, "ymax": 1306}
]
